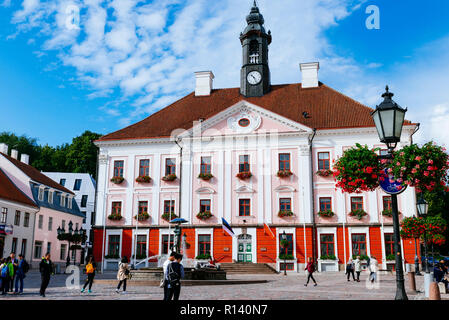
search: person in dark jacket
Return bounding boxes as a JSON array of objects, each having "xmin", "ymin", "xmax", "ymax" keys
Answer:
[
  {"xmin": 14, "ymin": 254, "xmax": 27, "ymax": 294},
  {"xmin": 9, "ymin": 252, "xmax": 18, "ymax": 292},
  {"xmin": 81, "ymin": 255, "xmax": 97, "ymax": 293},
  {"xmin": 304, "ymin": 257, "xmax": 317, "ymax": 287},
  {"xmin": 165, "ymin": 253, "xmax": 185, "ymax": 301},
  {"xmin": 39, "ymin": 253, "xmax": 53, "ymax": 297}
]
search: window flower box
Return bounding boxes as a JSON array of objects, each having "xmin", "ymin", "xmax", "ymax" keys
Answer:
[
  {"xmin": 196, "ymin": 211, "xmax": 213, "ymax": 220},
  {"xmin": 108, "ymin": 214, "xmax": 123, "ymax": 221},
  {"xmin": 161, "ymin": 212, "xmax": 178, "ymax": 222},
  {"xmin": 315, "ymin": 169, "xmax": 333, "ymax": 177},
  {"xmin": 279, "ymin": 253, "xmax": 294, "ymax": 260},
  {"xmin": 319, "ymin": 254, "xmax": 337, "ymax": 260},
  {"xmin": 198, "ymin": 173, "xmax": 213, "ymax": 181},
  {"xmin": 162, "ymin": 174, "xmax": 177, "ymax": 182},
  {"xmin": 349, "ymin": 209, "xmax": 368, "ymax": 220},
  {"xmin": 134, "ymin": 212, "xmax": 150, "ymax": 221},
  {"xmin": 135, "ymin": 175, "xmax": 151, "ymax": 183},
  {"xmin": 278, "ymin": 210, "xmax": 294, "ymax": 218},
  {"xmin": 317, "ymin": 210, "xmax": 335, "ymax": 218},
  {"xmin": 277, "ymin": 170, "xmax": 293, "ymax": 178},
  {"xmin": 110, "ymin": 176, "xmax": 125, "ymax": 184},
  {"xmin": 381, "ymin": 209, "xmax": 402, "ymax": 217},
  {"xmin": 236, "ymin": 171, "xmax": 252, "ymax": 180}
]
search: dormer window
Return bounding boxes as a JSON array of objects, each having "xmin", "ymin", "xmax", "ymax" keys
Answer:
[
  {"xmin": 67, "ymin": 196, "xmax": 72, "ymax": 209},
  {"xmin": 60, "ymin": 194, "xmax": 66, "ymax": 207},
  {"xmin": 38, "ymin": 187, "xmax": 45, "ymax": 201},
  {"xmin": 48, "ymin": 190, "xmax": 54, "ymax": 204}
]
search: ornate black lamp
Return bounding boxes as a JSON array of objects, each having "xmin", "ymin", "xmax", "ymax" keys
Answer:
[
  {"xmin": 416, "ymin": 196, "xmax": 429, "ymax": 272},
  {"xmin": 281, "ymin": 231, "xmax": 287, "ymax": 276}
]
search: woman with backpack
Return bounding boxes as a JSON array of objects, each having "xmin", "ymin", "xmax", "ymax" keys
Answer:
[
  {"xmin": 304, "ymin": 257, "xmax": 317, "ymax": 287},
  {"xmin": 1, "ymin": 257, "xmax": 14, "ymax": 295},
  {"xmin": 116, "ymin": 256, "xmax": 130, "ymax": 294},
  {"xmin": 81, "ymin": 255, "xmax": 96, "ymax": 293}
]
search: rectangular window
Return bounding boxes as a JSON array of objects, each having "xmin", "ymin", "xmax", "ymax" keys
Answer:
[
  {"xmin": 68, "ymin": 197, "xmax": 72, "ymax": 209},
  {"xmin": 24, "ymin": 212, "xmax": 30, "ymax": 227},
  {"xmin": 239, "ymin": 155, "xmax": 250, "ymax": 173},
  {"xmin": 383, "ymin": 196, "xmax": 392, "ymax": 211},
  {"xmin": 351, "ymin": 234, "xmax": 367, "ymax": 256},
  {"xmin": 48, "ymin": 191, "xmax": 53, "ymax": 204},
  {"xmin": 71, "ymin": 249, "xmax": 76, "ymax": 260},
  {"xmin": 1, "ymin": 208, "xmax": 7, "ymax": 224},
  {"xmin": 48, "ymin": 217, "xmax": 53, "ymax": 231},
  {"xmin": 385, "ymin": 233, "xmax": 395, "ymax": 257},
  {"xmin": 136, "ymin": 235, "xmax": 147, "ymax": 257},
  {"xmin": 91, "ymin": 212, "xmax": 96, "ymax": 226},
  {"xmin": 279, "ymin": 198, "xmax": 291, "ymax": 212},
  {"xmin": 38, "ymin": 215, "xmax": 43, "ymax": 229},
  {"xmin": 279, "ymin": 233, "xmax": 294, "ymax": 256},
  {"xmin": 319, "ymin": 197, "xmax": 332, "ymax": 212},
  {"xmin": 198, "ymin": 235, "xmax": 211, "ymax": 256},
  {"xmin": 21, "ymin": 239, "xmax": 27, "ymax": 257},
  {"xmin": 239, "ymin": 199, "xmax": 251, "ymax": 216},
  {"xmin": 59, "ymin": 178, "xmax": 66, "ymax": 186},
  {"xmin": 138, "ymin": 201, "xmax": 148, "ymax": 215},
  {"xmin": 62, "ymin": 220, "xmax": 66, "ymax": 230},
  {"xmin": 82, "ymin": 213, "xmax": 86, "ymax": 224},
  {"xmin": 108, "ymin": 235, "xmax": 120, "ymax": 257},
  {"xmin": 111, "ymin": 202, "xmax": 122, "ymax": 216},
  {"xmin": 11, "ymin": 238, "xmax": 17, "ymax": 254},
  {"xmin": 113, "ymin": 160, "xmax": 124, "ymax": 178},
  {"xmin": 200, "ymin": 200, "xmax": 211, "ymax": 213},
  {"xmin": 34, "ymin": 241, "xmax": 42, "ymax": 259},
  {"xmin": 163, "ymin": 200, "xmax": 175, "ymax": 214},
  {"xmin": 60, "ymin": 194, "xmax": 66, "ymax": 207},
  {"xmin": 320, "ymin": 234, "xmax": 335, "ymax": 257},
  {"xmin": 47, "ymin": 242, "xmax": 51, "ymax": 254},
  {"xmin": 60, "ymin": 244, "xmax": 67, "ymax": 261},
  {"xmin": 318, "ymin": 152, "xmax": 330, "ymax": 170},
  {"xmin": 165, "ymin": 158, "xmax": 176, "ymax": 176},
  {"xmin": 279, "ymin": 153, "xmax": 291, "ymax": 171},
  {"xmin": 351, "ymin": 197, "xmax": 364, "ymax": 211},
  {"xmin": 14, "ymin": 210, "xmax": 21, "ymax": 226},
  {"xmin": 81, "ymin": 195, "xmax": 88, "ymax": 208},
  {"xmin": 73, "ymin": 179, "xmax": 82, "ymax": 191},
  {"xmin": 38, "ymin": 188, "xmax": 44, "ymax": 201},
  {"xmin": 139, "ymin": 159, "xmax": 150, "ymax": 177},
  {"xmin": 200, "ymin": 157, "xmax": 211, "ymax": 174},
  {"xmin": 162, "ymin": 235, "xmax": 174, "ymax": 255}
]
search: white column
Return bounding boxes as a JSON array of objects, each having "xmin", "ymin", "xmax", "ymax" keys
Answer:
[
  {"xmin": 125, "ymin": 154, "xmax": 135, "ymax": 224},
  {"xmin": 181, "ymin": 149, "xmax": 192, "ymax": 222},
  {"xmin": 224, "ymin": 150, "xmax": 232, "ymax": 222},
  {"xmin": 264, "ymin": 148, "xmax": 272, "ymax": 223},
  {"xmin": 368, "ymin": 191, "xmax": 379, "ymax": 223},
  {"xmin": 152, "ymin": 154, "xmax": 161, "ymax": 225},
  {"xmin": 257, "ymin": 148, "xmax": 264, "ymax": 224},
  {"xmin": 298, "ymin": 145, "xmax": 312, "ymax": 223},
  {"xmin": 96, "ymin": 153, "xmax": 108, "ymax": 226},
  {"xmin": 218, "ymin": 150, "xmax": 225, "ymax": 220}
]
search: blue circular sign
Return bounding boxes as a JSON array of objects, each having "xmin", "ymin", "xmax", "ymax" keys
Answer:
[{"xmin": 379, "ymin": 168, "xmax": 407, "ymax": 195}]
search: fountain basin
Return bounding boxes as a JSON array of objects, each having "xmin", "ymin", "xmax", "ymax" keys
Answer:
[{"xmin": 131, "ymin": 267, "xmax": 227, "ymax": 281}]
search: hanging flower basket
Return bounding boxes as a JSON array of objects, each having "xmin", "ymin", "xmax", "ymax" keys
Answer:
[
  {"xmin": 400, "ymin": 217, "xmax": 426, "ymax": 239},
  {"xmin": 317, "ymin": 210, "xmax": 335, "ymax": 218},
  {"xmin": 333, "ymin": 144, "xmax": 383, "ymax": 193},
  {"xmin": 161, "ymin": 212, "xmax": 178, "ymax": 222},
  {"xmin": 162, "ymin": 174, "xmax": 177, "ymax": 182},
  {"xmin": 135, "ymin": 176, "xmax": 151, "ymax": 183},
  {"xmin": 277, "ymin": 170, "xmax": 293, "ymax": 178},
  {"xmin": 316, "ymin": 169, "xmax": 333, "ymax": 177},
  {"xmin": 348, "ymin": 209, "xmax": 368, "ymax": 220},
  {"xmin": 278, "ymin": 210, "xmax": 294, "ymax": 217},
  {"xmin": 108, "ymin": 214, "xmax": 123, "ymax": 221},
  {"xmin": 198, "ymin": 173, "xmax": 213, "ymax": 181},
  {"xmin": 236, "ymin": 171, "xmax": 252, "ymax": 180},
  {"xmin": 427, "ymin": 234, "xmax": 446, "ymax": 246},
  {"xmin": 387, "ymin": 142, "xmax": 449, "ymax": 193},
  {"xmin": 134, "ymin": 212, "xmax": 150, "ymax": 221},
  {"xmin": 110, "ymin": 176, "xmax": 125, "ymax": 184},
  {"xmin": 196, "ymin": 211, "xmax": 213, "ymax": 220}
]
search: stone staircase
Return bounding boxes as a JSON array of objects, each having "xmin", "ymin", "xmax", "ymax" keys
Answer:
[{"xmin": 219, "ymin": 263, "xmax": 278, "ymax": 274}]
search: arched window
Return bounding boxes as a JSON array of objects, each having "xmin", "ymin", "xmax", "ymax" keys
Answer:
[{"xmin": 249, "ymin": 40, "xmax": 259, "ymax": 64}]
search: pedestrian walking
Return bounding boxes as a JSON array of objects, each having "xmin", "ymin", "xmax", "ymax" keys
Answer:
[
  {"xmin": 9, "ymin": 252, "xmax": 18, "ymax": 292},
  {"xmin": 14, "ymin": 254, "xmax": 29, "ymax": 294},
  {"xmin": 165, "ymin": 252, "xmax": 185, "ymax": 301},
  {"xmin": 304, "ymin": 257, "xmax": 317, "ymax": 287},
  {"xmin": 81, "ymin": 255, "xmax": 97, "ymax": 293},
  {"xmin": 1, "ymin": 257, "xmax": 14, "ymax": 295},
  {"xmin": 369, "ymin": 256, "xmax": 379, "ymax": 283},
  {"xmin": 116, "ymin": 256, "xmax": 130, "ymax": 294},
  {"xmin": 162, "ymin": 252, "xmax": 176, "ymax": 300},
  {"xmin": 354, "ymin": 256, "xmax": 362, "ymax": 282},
  {"xmin": 346, "ymin": 258, "xmax": 356, "ymax": 281},
  {"xmin": 39, "ymin": 252, "xmax": 53, "ymax": 297}
]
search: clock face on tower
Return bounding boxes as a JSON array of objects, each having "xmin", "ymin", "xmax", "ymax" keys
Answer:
[{"xmin": 247, "ymin": 71, "xmax": 262, "ymax": 85}]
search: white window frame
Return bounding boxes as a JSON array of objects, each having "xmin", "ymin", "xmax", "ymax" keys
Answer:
[
  {"xmin": 105, "ymin": 229, "xmax": 123, "ymax": 259},
  {"xmin": 195, "ymin": 228, "xmax": 214, "ymax": 259},
  {"xmin": 275, "ymin": 227, "xmax": 296, "ymax": 272}
]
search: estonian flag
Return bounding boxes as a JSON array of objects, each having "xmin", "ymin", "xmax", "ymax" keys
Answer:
[{"xmin": 221, "ymin": 218, "xmax": 235, "ymax": 237}]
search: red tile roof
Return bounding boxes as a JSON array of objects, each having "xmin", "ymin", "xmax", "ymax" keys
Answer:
[
  {"xmin": 0, "ymin": 169, "xmax": 37, "ymax": 208},
  {"xmin": 0, "ymin": 153, "xmax": 74, "ymax": 195},
  {"xmin": 97, "ymin": 83, "xmax": 413, "ymax": 142}
]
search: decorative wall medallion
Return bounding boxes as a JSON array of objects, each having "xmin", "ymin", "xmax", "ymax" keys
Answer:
[{"xmin": 227, "ymin": 109, "xmax": 261, "ymax": 134}]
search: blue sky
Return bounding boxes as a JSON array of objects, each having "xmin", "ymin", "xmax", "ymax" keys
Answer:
[{"xmin": 1, "ymin": 0, "xmax": 449, "ymax": 147}]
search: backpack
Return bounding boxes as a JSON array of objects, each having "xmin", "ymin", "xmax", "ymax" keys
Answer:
[
  {"xmin": 86, "ymin": 263, "xmax": 94, "ymax": 274},
  {"xmin": 1, "ymin": 264, "xmax": 8, "ymax": 278},
  {"xmin": 22, "ymin": 260, "xmax": 30, "ymax": 274},
  {"xmin": 167, "ymin": 263, "xmax": 181, "ymax": 286}
]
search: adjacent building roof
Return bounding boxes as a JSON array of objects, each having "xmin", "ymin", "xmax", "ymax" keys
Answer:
[
  {"xmin": 97, "ymin": 83, "xmax": 413, "ymax": 142},
  {"xmin": 0, "ymin": 152, "xmax": 74, "ymax": 195},
  {"xmin": 0, "ymin": 168, "xmax": 37, "ymax": 208}
]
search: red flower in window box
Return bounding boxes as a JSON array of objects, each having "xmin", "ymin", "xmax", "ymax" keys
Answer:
[
  {"xmin": 110, "ymin": 176, "xmax": 125, "ymax": 184},
  {"xmin": 348, "ymin": 209, "xmax": 368, "ymax": 220},
  {"xmin": 162, "ymin": 174, "xmax": 177, "ymax": 182},
  {"xmin": 278, "ymin": 210, "xmax": 294, "ymax": 217},
  {"xmin": 161, "ymin": 212, "xmax": 178, "ymax": 222},
  {"xmin": 134, "ymin": 212, "xmax": 150, "ymax": 221},
  {"xmin": 317, "ymin": 210, "xmax": 335, "ymax": 218},
  {"xmin": 107, "ymin": 214, "xmax": 123, "ymax": 221},
  {"xmin": 196, "ymin": 211, "xmax": 213, "ymax": 220},
  {"xmin": 236, "ymin": 171, "xmax": 252, "ymax": 180},
  {"xmin": 315, "ymin": 169, "xmax": 333, "ymax": 177},
  {"xmin": 135, "ymin": 175, "xmax": 151, "ymax": 183},
  {"xmin": 198, "ymin": 173, "xmax": 213, "ymax": 181},
  {"xmin": 277, "ymin": 170, "xmax": 293, "ymax": 178}
]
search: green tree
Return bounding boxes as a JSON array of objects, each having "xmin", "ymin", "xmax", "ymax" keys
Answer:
[
  {"xmin": 0, "ymin": 132, "xmax": 40, "ymax": 162},
  {"xmin": 65, "ymin": 131, "xmax": 101, "ymax": 177}
]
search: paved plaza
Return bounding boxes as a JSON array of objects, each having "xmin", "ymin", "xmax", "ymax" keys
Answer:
[{"xmin": 0, "ymin": 270, "xmax": 436, "ymax": 300}]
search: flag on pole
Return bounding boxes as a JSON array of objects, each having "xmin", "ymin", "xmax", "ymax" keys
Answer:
[
  {"xmin": 263, "ymin": 223, "xmax": 275, "ymax": 239},
  {"xmin": 221, "ymin": 218, "xmax": 235, "ymax": 237}
]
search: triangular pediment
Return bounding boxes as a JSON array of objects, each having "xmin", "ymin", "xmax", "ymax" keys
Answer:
[{"xmin": 235, "ymin": 185, "xmax": 255, "ymax": 193}]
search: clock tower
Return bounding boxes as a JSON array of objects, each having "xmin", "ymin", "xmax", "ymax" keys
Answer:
[{"xmin": 240, "ymin": 1, "xmax": 272, "ymax": 97}]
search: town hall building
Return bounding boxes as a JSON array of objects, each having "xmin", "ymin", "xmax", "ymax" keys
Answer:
[{"xmin": 93, "ymin": 3, "xmax": 419, "ymax": 272}]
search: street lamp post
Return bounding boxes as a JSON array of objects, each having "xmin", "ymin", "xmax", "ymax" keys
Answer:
[
  {"xmin": 416, "ymin": 196, "xmax": 432, "ymax": 296},
  {"xmin": 371, "ymin": 86, "xmax": 408, "ymax": 300},
  {"xmin": 414, "ymin": 238, "xmax": 421, "ymax": 276},
  {"xmin": 281, "ymin": 231, "xmax": 287, "ymax": 276}
]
